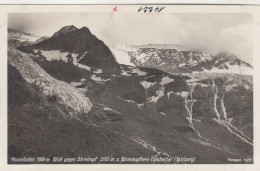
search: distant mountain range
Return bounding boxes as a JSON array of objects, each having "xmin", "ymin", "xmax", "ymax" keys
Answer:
[
  {"xmin": 8, "ymin": 28, "xmax": 48, "ymax": 48},
  {"xmin": 8, "ymin": 25, "xmax": 253, "ymax": 164},
  {"xmin": 109, "ymin": 44, "xmax": 253, "ymax": 75}
]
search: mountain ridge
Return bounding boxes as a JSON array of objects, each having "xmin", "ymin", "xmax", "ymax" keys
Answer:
[
  {"xmin": 19, "ymin": 26, "xmax": 121, "ymax": 74},
  {"xmin": 109, "ymin": 44, "xmax": 253, "ymax": 75}
]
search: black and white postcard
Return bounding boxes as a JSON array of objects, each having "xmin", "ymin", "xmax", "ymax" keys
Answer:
[{"xmin": 1, "ymin": 3, "xmax": 260, "ymax": 171}]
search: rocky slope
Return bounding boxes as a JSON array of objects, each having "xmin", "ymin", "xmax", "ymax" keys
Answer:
[{"xmin": 8, "ymin": 47, "xmax": 92, "ymax": 117}]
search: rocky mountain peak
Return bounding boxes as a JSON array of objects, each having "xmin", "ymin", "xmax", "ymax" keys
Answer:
[
  {"xmin": 52, "ymin": 25, "xmax": 78, "ymax": 38},
  {"xmin": 80, "ymin": 26, "xmax": 91, "ymax": 33},
  {"xmin": 19, "ymin": 25, "xmax": 121, "ymax": 74}
]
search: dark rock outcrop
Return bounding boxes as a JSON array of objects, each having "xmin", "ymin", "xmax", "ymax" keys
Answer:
[{"xmin": 19, "ymin": 26, "xmax": 121, "ymax": 74}]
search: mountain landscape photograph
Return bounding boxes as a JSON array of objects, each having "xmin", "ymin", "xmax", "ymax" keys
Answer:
[{"xmin": 7, "ymin": 12, "xmax": 253, "ymax": 164}]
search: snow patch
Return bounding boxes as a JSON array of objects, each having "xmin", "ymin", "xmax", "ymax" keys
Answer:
[
  {"xmin": 103, "ymin": 107, "xmax": 122, "ymax": 114},
  {"xmin": 94, "ymin": 69, "xmax": 102, "ymax": 74},
  {"xmin": 90, "ymin": 75, "xmax": 111, "ymax": 82},
  {"xmin": 186, "ymin": 77, "xmax": 200, "ymax": 83},
  {"xmin": 179, "ymin": 63, "xmax": 186, "ymax": 67},
  {"xmin": 145, "ymin": 75, "xmax": 156, "ymax": 79},
  {"xmin": 37, "ymin": 50, "xmax": 78, "ymax": 62},
  {"xmin": 193, "ymin": 119, "xmax": 202, "ymax": 122},
  {"xmin": 90, "ymin": 75, "xmax": 103, "ymax": 82},
  {"xmin": 121, "ymin": 70, "xmax": 131, "ymax": 76},
  {"xmin": 131, "ymin": 68, "xmax": 147, "ymax": 76},
  {"xmin": 160, "ymin": 76, "xmax": 174, "ymax": 85},
  {"xmin": 225, "ymin": 84, "xmax": 237, "ymax": 91},
  {"xmin": 76, "ymin": 63, "xmax": 91, "ymax": 71},
  {"xmin": 202, "ymin": 64, "xmax": 253, "ymax": 76},
  {"xmin": 176, "ymin": 91, "xmax": 189, "ymax": 98},
  {"xmin": 148, "ymin": 87, "xmax": 165, "ymax": 103},
  {"xmin": 167, "ymin": 91, "xmax": 174, "ymax": 99},
  {"xmin": 197, "ymin": 83, "xmax": 209, "ymax": 87},
  {"xmin": 159, "ymin": 62, "xmax": 166, "ymax": 66},
  {"xmin": 126, "ymin": 100, "xmax": 143, "ymax": 108},
  {"xmin": 140, "ymin": 81, "xmax": 156, "ymax": 89},
  {"xmin": 35, "ymin": 50, "xmax": 92, "ymax": 75},
  {"xmin": 160, "ymin": 112, "xmax": 166, "ymax": 116}
]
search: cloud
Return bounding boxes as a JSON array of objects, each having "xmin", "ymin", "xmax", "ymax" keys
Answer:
[
  {"xmin": 220, "ymin": 24, "xmax": 252, "ymax": 40},
  {"xmin": 220, "ymin": 24, "xmax": 252, "ymax": 63},
  {"xmin": 8, "ymin": 13, "xmax": 253, "ymax": 64}
]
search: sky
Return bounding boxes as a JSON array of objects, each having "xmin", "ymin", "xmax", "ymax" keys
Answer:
[{"xmin": 8, "ymin": 13, "xmax": 252, "ymax": 64}]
